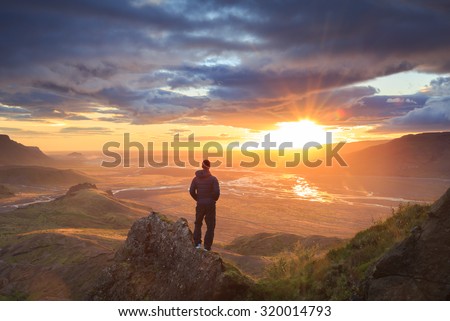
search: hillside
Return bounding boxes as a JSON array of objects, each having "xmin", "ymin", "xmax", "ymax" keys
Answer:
[
  {"xmin": 225, "ymin": 233, "xmax": 343, "ymax": 256},
  {"xmin": 0, "ymin": 166, "xmax": 93, "ymax": 187},
  {"xmin": 0, "ymin": 135, "xmax": 52, "ymax": 165},
  {"xmin": 255, "ymin": 187, "xmax": 450, "ymax": 300},
  {"xmin": 0, "ymin": 184, "xmax": 150, "ymax": 300},
  {"xmin": 219, "ymin": 233, "xmax": 344, "ymax": 278},
  {"xmin": 346, "ymin": 132, "xmax": 450, "ymax": 178}
]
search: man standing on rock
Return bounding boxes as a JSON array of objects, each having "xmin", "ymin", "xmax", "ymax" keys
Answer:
[{"xmin": 189, "ymin": 159, "xmax": 220, "ymax": 251}]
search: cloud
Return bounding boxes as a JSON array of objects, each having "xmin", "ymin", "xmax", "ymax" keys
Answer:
[
  {"xmin": 372, "ymin": 96, "xmax": 450, "ymax": 132},
  {"xmin": 0, "ymin": 126, "xmax": 44, "ymax": 136},
  {"xmin": 346, "ymin": 93, "xmax": 429, "ymax": 119},
  {"xmin": 60, "ymin": 126, "xmax": 113, "ymax": 134},
  {"xmin": 422, "ymin": 76, "xmax": 450, "ymax": 96},
  {"xmin": 94, "ymin": 86, "xmax": 210, "ymax": 124},
  {"xmin": 0, "ymin": 104, "xmax": 30, "ymax": 114},
  {"xmin": 166, "ymin": 128, "xmax": 192, "ymax": 135},
  {"xmin": 0, "ymin": 0, "xmax": 449, "ymax": 130},
  {"xmin": 66, "ymin": 114, "xmax": 91, "ymax": 121},
  {"xmin": 97, "ymin": 116, "xmax": 130, "ymax": 123}
]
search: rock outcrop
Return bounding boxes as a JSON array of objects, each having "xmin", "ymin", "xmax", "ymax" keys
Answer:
[
  {"xmin": 90, "ymin": 212, "xmax": 253, "ymax": 300},
  {"xmin": 364, "ymin": 188, "xmax": 450, "ymax": 300},
  {"xmin": 65, "ymin": 182, "xmax": 97, "ymax": 196}
]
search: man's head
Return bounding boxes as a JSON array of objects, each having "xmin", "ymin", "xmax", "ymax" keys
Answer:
[{"xmin": 202, "ymin": 159, "xmax": 211, "ymax": 170}]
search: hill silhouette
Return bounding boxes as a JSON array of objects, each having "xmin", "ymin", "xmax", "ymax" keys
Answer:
[
  {"xmin": 346, "ymin": 132, "xmax": 450, "ymax": 178},
  {"xmin": 0, "ymin": 135, "xmax": 52, "ymax": 166}
]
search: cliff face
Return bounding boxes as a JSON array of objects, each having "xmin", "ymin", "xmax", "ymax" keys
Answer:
[
  {"xmin": 90, "ymin": 212, "xmax": 253, "ymax": 300},
  {"xmin": 364, "ymin": 188, "xmax": 450, "ymax": 300}
]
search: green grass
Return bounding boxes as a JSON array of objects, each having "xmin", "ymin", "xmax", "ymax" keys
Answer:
[
  {"xmin": 256, "ymin": 203, "xmax": 430, "ymax": 300},
  {"xmin": 0, "ymin": 189, "xmax": 148, "ymax": 247},
  {"xmin": 0, "ymin": 291, "xmax": 28, "ymax": 301}
]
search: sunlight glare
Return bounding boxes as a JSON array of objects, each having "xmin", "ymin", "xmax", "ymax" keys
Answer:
[{"xmin": 270, "ymin": 119, "xmax": 326, "ymax": 147}]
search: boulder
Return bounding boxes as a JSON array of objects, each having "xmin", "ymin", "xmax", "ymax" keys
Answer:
[
  {"xmin": 90, "ymin": 212, "xmax": 253, "ymax": 300},
  {"xmin": 65, "ymin": 183, "xmax": 97, "ymax": 196}
]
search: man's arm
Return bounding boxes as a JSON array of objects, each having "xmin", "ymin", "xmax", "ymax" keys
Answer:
[
  {"xmin": 189, "ymin": 177, "xmax": 198, "ymax": 201},
  {"xmin": 213, "ymin": 177, "xmax": 220, "ymax": 201}
]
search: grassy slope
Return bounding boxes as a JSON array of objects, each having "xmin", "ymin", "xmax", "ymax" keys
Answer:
[
  {"xmin": 219, "ymin": 233, "xmax": 344, "ymax": 278},
  {"xmin": 225, "ymin": 233, "xmax": 344, "ymax": 256},
  {"xmin": 0, "ymin": 189, "xmax": 150, "ymax": 300},
  {"xmin": 255, "ymin": 203, "xmax": 430, "ymax": 300}
]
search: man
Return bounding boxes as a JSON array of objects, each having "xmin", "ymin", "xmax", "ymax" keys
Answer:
[{"xmin": 189, "ymin": 159, "xmax": 220, "ymax": 251}]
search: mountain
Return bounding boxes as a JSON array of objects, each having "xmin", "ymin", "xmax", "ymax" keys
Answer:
[
  {"xmin": 90, "ymin": 212, "xmax": 253, "ymax": 300},
  {"xmin": 0, "ymin": 135, "xmax": 52, "ymax": 165},
  {"xmin": 338, "ymin": 140, "xmax": 388, "ymax": 155},
  {"xmin": 0, "ymin": 183, "xmax": 150, "ymax": 300},
  {"xmin": 0, "ymin": 165, "xmax": 93, "ymax": 186},
  {"xmin": 363, "ymin": 187, "xmax": 450, "ymax": 300},
  {"xmin": 345, "ymin": 132, "xmax": 450, "ymax": 178}
]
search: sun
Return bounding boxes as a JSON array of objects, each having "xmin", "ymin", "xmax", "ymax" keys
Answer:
[{"xmin": 269, "ymin": 119, "xmax": 327, "ymax": 147}]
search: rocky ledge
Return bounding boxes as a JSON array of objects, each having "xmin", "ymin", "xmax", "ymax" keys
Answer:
[{"xmin": 89, "ymin": 212, "xmax": 253, "ymax": 300}]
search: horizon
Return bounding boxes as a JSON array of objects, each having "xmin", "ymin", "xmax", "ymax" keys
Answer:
[{"xmin": 1, "ymin": 1, "xmax": 449, "ymax": 151}]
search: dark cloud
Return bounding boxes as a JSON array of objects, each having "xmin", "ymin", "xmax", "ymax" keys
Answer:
[
  {"xmin": 0, "ymin": 104, "xmax": 30, "ymax": 114},
  {"xmin": 346, "ymin": 93, "xmax": 429, "ymax": 119},
  {"xmin": 66, "ymin": 114, "xmax": 91, "ymax": 121},
  {"xmin": 93, "ymin": 86, "xmax": 210, "ymax": 124},
  {"xmin": 97, "ymin": 116, "xmax": 129, "ymax": 123},
  {"xmin": 372, "ymin": 96, "xmax": 450, "ymax": 132}
]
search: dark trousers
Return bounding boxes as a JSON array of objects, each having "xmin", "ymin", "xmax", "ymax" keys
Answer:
[{"xmin": 193, "ymin": 203, "xmax": 216, "ymax": 250}]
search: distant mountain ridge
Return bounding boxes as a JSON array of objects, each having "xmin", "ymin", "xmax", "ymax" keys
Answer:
[
  {"xmin": 0, "ymin": 165, "xmax": 93, "ymax": 186},
  {"xmin": 346, "ymin": 132, "xmax": 450, "ymax": 178},
  {"xmin": 0, "ymin": 134, "xmax": 52, "ymax": 165}
]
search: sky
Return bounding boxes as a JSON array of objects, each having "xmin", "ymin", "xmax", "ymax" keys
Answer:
[{"xmin": 0, "ymin": 0, "xmax": 449, "ymax": 151}]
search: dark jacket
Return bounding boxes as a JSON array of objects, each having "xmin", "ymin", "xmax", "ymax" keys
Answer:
[{"xmin": 189, "ymin": 169, "xmax": 220, "ymax": 205}]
